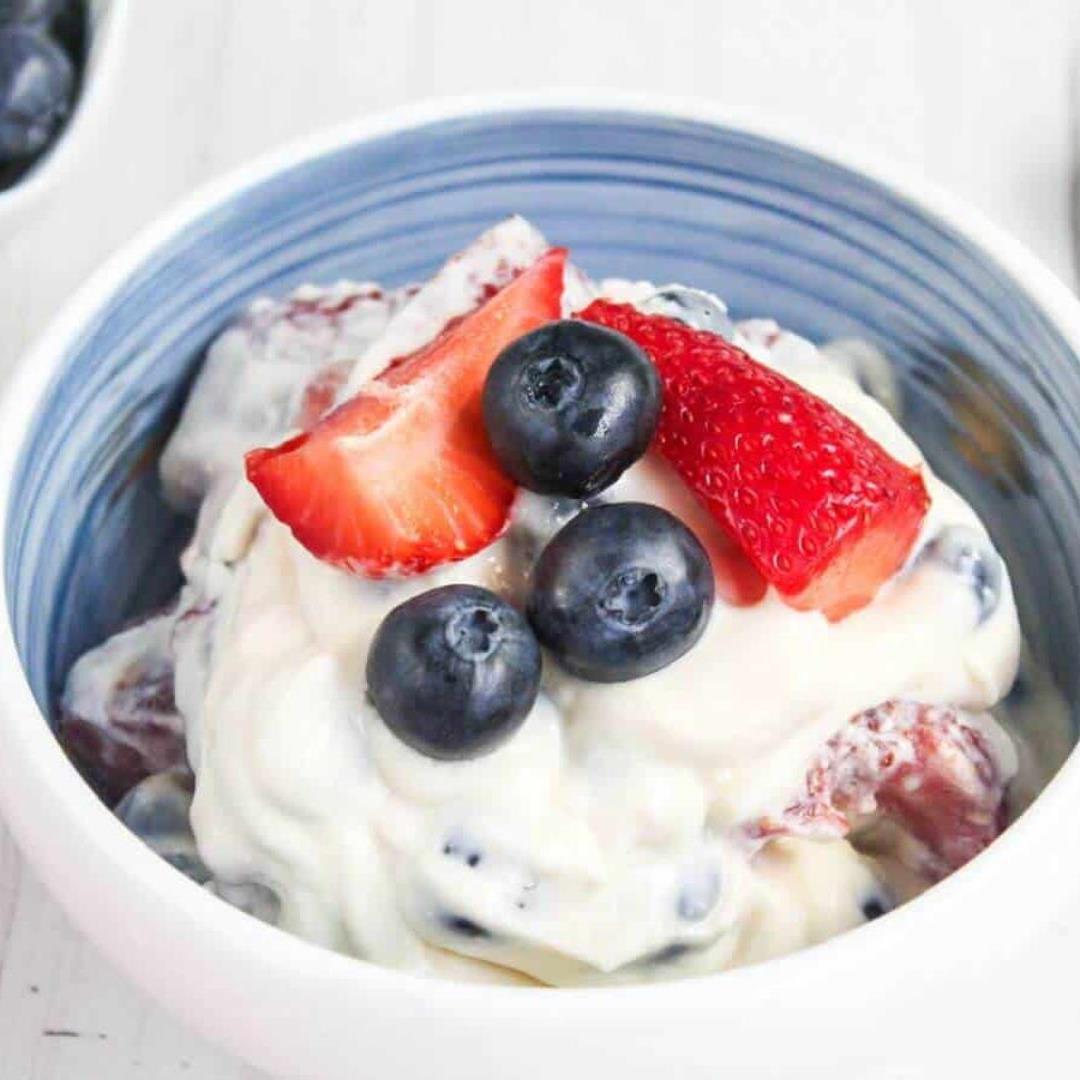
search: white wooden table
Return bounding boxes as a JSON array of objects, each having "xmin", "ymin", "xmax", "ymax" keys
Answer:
[{"xmin": 0, "ymin": 1, "xmax": 1077, "ymax": 1076}]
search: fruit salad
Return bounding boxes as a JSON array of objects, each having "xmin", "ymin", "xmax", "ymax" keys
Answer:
[{"xmin": 60, "ymin": 216, "xmax": 1034, "ymax": 985}]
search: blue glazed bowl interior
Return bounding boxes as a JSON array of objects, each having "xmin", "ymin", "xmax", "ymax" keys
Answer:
[{"xmin": 6, "ymin": 109, "xmax": 1080, "ymax": 759}]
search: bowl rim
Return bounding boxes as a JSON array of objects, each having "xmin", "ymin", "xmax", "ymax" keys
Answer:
[
  {"xmin": 0, "ymin": 0, "xmax": 132, "ymax": 218},
  {"xmin": 1, "ymin": 88, "xmax": 1080, "ymax": 1012}
]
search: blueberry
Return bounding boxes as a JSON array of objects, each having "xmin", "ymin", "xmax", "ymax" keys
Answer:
[
  {"xmin": 0, "ymin": 0, "xmax": 62, "ymax": 24},
  {"xmin": 48, "ymin": 0, "xmax": 85, "ymax": 64},
  {"xmin": 528, "ymin": 502, "xmax": 714, "ymax": 682},
  {"xmin": 640, "ymin": 286, "xmax": 734, "ymax": 338},
  {"xmin": 676, "ymin": 865, "xmax": 721, "ymax": 922},
  {"xmin": 212, "ymin": 880, "xmax": 282, "ymax": 924},
  {"xmin": 1005, "ymin": 668, "xmax": 1030, "ymax": 706},
  {"xmin": 366, "ymin": 584, "xmax": 542, "ymax": 760},
  {"xmin": 483, "ymin": 319, "xmax": 661, "ymax": 498},
  {"xmin": 115, "ymin": 770, "xmax": 212, "ymax": 885},
  {"xmin": 0, "ymin": 25, "xmax": 73, "ymax": 161},
  {"xmin": 440, "ymin": 913, "xmax": 491, "ymax": 939},
  {"xmin": 861, "ymin": 893, "xmax": 893, "ymax": 921},
  {"xmin": 115, "ymin": 769, "xmax": 193, "ymax": 836},
  {"xmin": 645, "ymin": 943, "xmax": 693, "ymax": 965},
  {"xmin": 921, "ymin": 525, "xmax": 1003, "ymax": 623}
]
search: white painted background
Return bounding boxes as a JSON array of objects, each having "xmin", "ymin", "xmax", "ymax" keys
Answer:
[{"xmin": 0, "ymin": 1, "xmax": 1077, "ymax": 1076}]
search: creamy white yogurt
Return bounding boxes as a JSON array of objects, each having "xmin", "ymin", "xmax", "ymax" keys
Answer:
[
  {"xmin": 60, "ymin": 217, "xmax": 1042, "ymax": 986},
  {"xmin": 126, "ymin": 218, "xmax": 1023, "ymax": 986}
]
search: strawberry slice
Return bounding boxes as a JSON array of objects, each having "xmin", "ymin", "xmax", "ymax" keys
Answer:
[
  {"xmin": 296, "ymin": 358, "xmax": 353, "ymax": 429},
  {"xmin": 709, "ymin": 529, "xmax": 768, "ymax": 608},
  {"xmin": 744, "ymin": 701, "xmax": 1016, "ymax": 877},
  {"xmin": 246, "ymin": 248, "xmax": 567, "ymax": 577},
  {"xmin": 579, "ymin": 301, "xmax": 930, "ymax": 619},
  {"xmin": 58, "ymin": 610, "xmax": 191, "ymax": 806}
]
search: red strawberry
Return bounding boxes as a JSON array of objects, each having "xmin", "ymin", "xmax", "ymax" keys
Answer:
[
  {"xmin": 579, "ymin": 301, "xmax": 929, "ymax": 619},
  {"xmin": 58, "ymin": 610, "xmax": 192, "ymax": 806},
  {"xmin": 296, "ymin": 359, "xmax": 352, "ymax": 429},
  {"xmin": 744, "ymin": 701, "xmax": 1014, "ymax": 877},
  {"xmin": 247, "ymin": 248, "xmax": 567, "ymax": 577},
  {"xmin": 707, "ymin": 529, "xmax": 768, "ymax": 608}
]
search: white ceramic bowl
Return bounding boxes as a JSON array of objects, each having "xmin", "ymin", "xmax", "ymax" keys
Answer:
[{"xmin": 1, "ymin": 93, "xmax": 1079, "ymax": 1079}]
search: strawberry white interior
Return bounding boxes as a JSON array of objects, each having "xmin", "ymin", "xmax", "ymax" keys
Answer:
[{"xmin": 61, "ymin": 217, "xmax": 1069, "ymax": 986}]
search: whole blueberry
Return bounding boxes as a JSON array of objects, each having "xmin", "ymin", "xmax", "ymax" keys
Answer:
[
  {"xmin": 676, "ymin": 864, "xmax": 721, "ymax": 922},
  {"xmin": 860, "ymin": 892, "xmax": 893, "ymax": 922},
  {"xmin": 0, "ymin": 25, "xmax": 73, "ymax": 161},
  {"xmin": 483, "ymin": 319, "xmax": 661, "ymax": 498},
  {"xmin": 367, "ymin": 584, "xmax": 541, "ymax": 760},
  {"xmin": 921, "ymin": 525, "xmax": 1003, "ymax": 623},
  {"xmin": 48, "ymin": 0, "xmax": 85, "ymax": 61},
  {"xmin": 640, "ymin": 285, "xmax": 734, "ymax": 338},
  {"xmin": 0, "ymin": 0, "xmax": 62, "ymax": 24},
  {"xmin": 1005, "ymin": 667, "xmax": 1030, "ymax": 706},
  {"xmin": 528, "ymin": 502, "xmax": 714, "ymax": 682},
  {"xmin": 115, "ymin": 770, "xmax": 212, "ymax": 885}
]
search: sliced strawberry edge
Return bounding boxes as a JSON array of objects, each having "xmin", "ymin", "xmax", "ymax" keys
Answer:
[
  {"xmin": 245, "ymin": 248, "xmax": 566, "ymax": 577},
  {"xmin": 742, "ymin": 701, "xmax": 1014, "ymax": 878},
  {"xmin": 576, "ymin": 299, "xmax": 931, "ymax": 619},
  {"xmin": 693, "ymin": 515, "xmax": 768, "ymax": 607},
  {"xmin": 786, "ymin": 472, "xmax": 930, "ymax": 619}
]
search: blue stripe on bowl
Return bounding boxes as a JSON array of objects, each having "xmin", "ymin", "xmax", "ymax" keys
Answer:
[{"xmin": 5, "ymin": 109, "xmax": 1080, "ymax": 744}]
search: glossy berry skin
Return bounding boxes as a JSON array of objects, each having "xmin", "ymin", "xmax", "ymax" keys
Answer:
[
  {"xmin": 579, "ymin": 301, "xmax": 930, "ymax": 620},
  {"xmin": 0, "ymin": 25, "xmax": 72, "ymax": 161},
  {"xmin": 920, "ymin": 525, "xmax": 1002, "ymax": 624},
  {"xmin": 247, "ymin": 249, "xmax": 566, "ymax": 578},
  {"xmin": 528, "ymin": 502, "xmax": 714, "ymax": 683},
  {"xmin": 114, "ymin": 770, "xmax": 212, "ymax": 885},
  {"xmin": 0, "ymin": 0, "xmax": 63, "ymax": 24},
  {"xmin": 366, "ymin": 585, "xmax": 541, "ymax": 760},
  {"xmin": 47, "ymin": 0, "xmax": 85, "ymax": 65},
  {"xmin": 483, "ymin": 319, "xmax": 661, "ymax": 498},
  {"xmin": 861, "ymin": 894, "xmax": 891, "ymax": 922}
]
